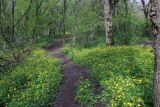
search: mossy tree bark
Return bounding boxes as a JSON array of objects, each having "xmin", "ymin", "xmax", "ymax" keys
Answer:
[
  {"xmin": 150, "ymin": 0, "xmax": 160, "ymax": 106},
  {"xmin": 102, "ymin": 0, "xmax": 113, "ymax": 45}
]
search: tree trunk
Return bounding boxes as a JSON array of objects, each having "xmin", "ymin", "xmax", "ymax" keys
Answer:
[
  {"xmin": 124, "ymin": 0, "xmax": 129, "ymax": 45},
  {"xmin": 102, "ymin": 0, "xmax": 113, "ymax": 45},
  {"xmin": 150, "ymin": 0, "xmax": 160, "ymax": 106},
  {"xmin": 71, "ymin": 0, "xmax": 80, "ymax": 47},
  {"xmin": 0, "ymin": 0, "xmax": 1, "ymax": 22},
  {"xmin": 141, "ymin": 0, "xmax": 151, "ymax": 37},
  {"xmin": 141, "ymin": 0, "xmax": 148, "ymax": 19},
  {"xmin": 72, "ymin": 35, "xmax": 76, "ymax": 47},
  {"xmin": 63, "ymin": 0, "xmax": 67, "ymax": 46},
  {"xmin": 11, "ymin": 0, "xmax": 16, "ymax": 43}
]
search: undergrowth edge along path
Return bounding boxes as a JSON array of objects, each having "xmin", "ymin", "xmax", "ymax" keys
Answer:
[
  {"xmin": 47, "ymin": 39, "xmax": 89, "ymax": 107},
  {"xmin": 47, "ymin": 39, "xmax": 105, "ymax": 107}
]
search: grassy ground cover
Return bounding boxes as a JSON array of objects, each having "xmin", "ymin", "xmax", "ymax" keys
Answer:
[
  {"xmin": 64, "ymin": 46, "xmax": 154, "ymax": 107},
  {"xmin": 0, "ymin": 49, "xmax": 62, "ymax": 107}
]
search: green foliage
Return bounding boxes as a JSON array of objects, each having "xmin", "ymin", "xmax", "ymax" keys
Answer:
[
  {"xmin": 76, "ymin": 79, "xmax": 96, "ymax": 106},
  {"xmin": 64, "ymin": 46, "xmax": 154, "ymax": 107},
  {"xmin": 15, "ymin": 0, "xmax": 58, "ymax": 37},
  {"xmin": 66, "ymin": 0, "xmax": 153, "ymax": 46},
  {"xmin": 112, "ymin": 1, "xmax": 153, "ymax": 45},
  {"xmin": 101, "ymin": 76, "xmax": 144, "ymax": 107},
  {"xmin": 66, "ymin": 0, "xmax": 103, "ymax": 47},
  {"xmin": 0, "ymin": 0, "xmax": 63, "ymax": 67},
  {"xmin": 67, "ymin": 0, "xmax": 99, "ymax": 32},
  {"xmin": 0, "ymin": 49, "xmax": 62, "ymax": 107}
]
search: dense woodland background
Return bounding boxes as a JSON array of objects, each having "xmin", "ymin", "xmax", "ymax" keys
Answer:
[
  {"xmin": 0, "ymin": 0, "xmax": 160, "ymax": 107},
  {"xmin": 0, "ymin": 0, "xmax": 153, "ymax": 68}
]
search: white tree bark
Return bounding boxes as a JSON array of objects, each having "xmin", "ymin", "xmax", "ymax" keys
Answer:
[
  {"xmin": 150, "ymin": 0, "xmax": 160, "ymax": 106},
  {"xmin": 102, "ymin": 0, "xmax": 113, "ymax": 45}
]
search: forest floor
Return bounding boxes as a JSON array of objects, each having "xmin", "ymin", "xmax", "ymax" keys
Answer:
[{"xmin": 46, "ymin": 39, "xmax": 105, "ymax": 107}]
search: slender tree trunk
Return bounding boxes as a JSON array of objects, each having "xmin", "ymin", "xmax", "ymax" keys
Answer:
[
  {"xmin": 63, "ymin": 0, "xmax": 67, "ymax": 46},
  {"xmin": 72, "ymin": 21, "xmax": 77, "ymax": 47},
  {"xmin": 0, "ymin": 0, "xmax": 1, "ymax": 29},
  {"xmin": 141, "ymin": 0, "xmax": 148, "ymax": 19},
  {"xmin": 11, "ymin": 0, "xmax": 16, "ymax": 43},
  {"xmin": 32, "ymin": 0, "xmax": 43, "ymax": 42},
  {"xmin": 72, "ymin": 35, "xmax": 76, "ymax": 47},
  {"xmin": 35, "ymin": 1, "xmax": 39, "ymax": 41},
  {"xmin": 141, "ymin": 0, "xmax": 151, "ymax": 37},
  {"xmin": 0, "ymin": 0, "xmax": 2, "ymax": 45},
  {"xmin": 124, "ymin": 0, "xmax": 129, "ymax": 45},
  {"xmin": 150, "ymin": 0, "xmax": 160, "ymax": 106},
  {"xmin": 102, "ymin": 0, "xmax": 113, "ymax": 45},
  {"xmin": 71, "ymin": 0, "xmax": 81, "ymax": 47}
]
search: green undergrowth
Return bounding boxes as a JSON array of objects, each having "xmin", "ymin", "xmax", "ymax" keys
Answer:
[
  {"xmin": 0, "ymin": 49, "xmax": 62, "ymax": 107},
  {"xmin": 35, "ymin": 36, "xmax": 54, "ymax": 48},
  {"xmin": 64, "ymin": 46, "xmax": 154, "ymax": 107},
  {"xmin": 76, "ymin": 79, "xmax": 97, "ymax": 107}
]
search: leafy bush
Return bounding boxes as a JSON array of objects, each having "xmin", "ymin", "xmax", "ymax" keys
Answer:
[
  {"xmin": 65, "ymin": 46, "xmax": 154, "ymax": 107},
  {"xmin": 0, "ymin": 49, "xmax": 62, "ymax": 107},
  {"xmin": 76, "ymin": 79, "xmax": 96, "ymax": 107}
]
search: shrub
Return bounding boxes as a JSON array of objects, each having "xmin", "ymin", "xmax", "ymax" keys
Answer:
[
  {"xmin": 76, "ymin": 79, "xmax": 96, "ymax": 106},
  {"xmin": 65, "ymin": 46, "xmax": 154, "ymax": 107},
  {"xmin": 0, "ymin": 49, "xmax": 62, "ymax": 107}
]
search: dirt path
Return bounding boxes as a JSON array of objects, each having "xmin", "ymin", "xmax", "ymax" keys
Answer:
[
  {"xmin": 47, "ymin": 39, "xmax": 105, "ymax": 107},
  {"xmin": 54, "ymin": 49, "xmax": 90, "ymax": 107},
  {"xmin": 47, "ymin": 40, "xmax": 89, "ymax": 107}
]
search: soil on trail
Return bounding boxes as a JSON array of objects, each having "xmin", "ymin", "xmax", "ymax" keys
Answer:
[
  {"xmin": 47, "ymin": 39, "xmax": 89, "ymax": 107},
  {"xmin": 47, "ymin": 39, "xmax": 105, "ymax": 107}
]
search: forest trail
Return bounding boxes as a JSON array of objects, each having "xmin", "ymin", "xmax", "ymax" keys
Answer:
[
  {"xmin": 46, "ymin": 39, "xmax": 105, "ymax": 107},
  {"xmin": 47, "ymin": 39, "xmax": 89, "ymax": 107}
]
